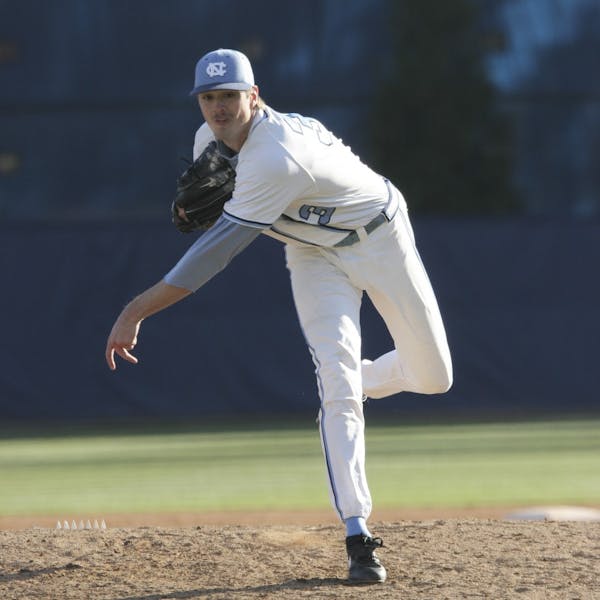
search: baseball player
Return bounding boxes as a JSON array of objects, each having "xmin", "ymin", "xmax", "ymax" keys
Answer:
[{"xmin": 106, "ymin": 48, "xmax": 452, "ymax": 584}]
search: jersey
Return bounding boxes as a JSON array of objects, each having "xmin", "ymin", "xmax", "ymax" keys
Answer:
[{"xmin": 193, "ymin": 107, "xmax": 396, "ymax": 247}]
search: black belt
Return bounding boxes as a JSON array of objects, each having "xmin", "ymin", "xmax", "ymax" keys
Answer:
[
  {"xmin": 333, "ymin": 180, "xmax": 397, "ymax": 248},
  {"xmin": 333, "ymin": 212, "xmax": 389, "ymax": 247}
]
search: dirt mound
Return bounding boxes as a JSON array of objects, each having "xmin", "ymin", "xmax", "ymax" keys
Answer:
[{"xmin": 1, "ymin": 520, "xmax": 598, "ymax": 599}]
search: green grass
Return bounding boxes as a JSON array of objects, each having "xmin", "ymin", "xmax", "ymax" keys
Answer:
[{"xmin": 0, "ymin": 417, "xmax": 598, "ymax": 516}]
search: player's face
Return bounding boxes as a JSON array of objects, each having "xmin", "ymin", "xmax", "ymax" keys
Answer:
[{"xmin": 197, "ymin": 88, "xmax": 258, "ymax": 151}]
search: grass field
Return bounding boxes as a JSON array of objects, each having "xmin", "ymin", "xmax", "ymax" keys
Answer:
[{"xmin": 0, "ymin": 417, "xmax": 599, "ymax": 517}]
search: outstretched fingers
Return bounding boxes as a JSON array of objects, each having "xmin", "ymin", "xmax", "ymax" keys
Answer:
[
  {"xmin": 105, "ymin": 342, "xmax": 139, "ymax": 370},
  {"xmin": 114, "ymin": 345, "xmax": 139, "ymax": 366},
  {"xmin": 105, "ymin": 320, "xmax": 141, "ymax": 370}
]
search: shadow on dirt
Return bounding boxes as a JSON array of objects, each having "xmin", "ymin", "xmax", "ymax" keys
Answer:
[
  {"xmin": 116, "ymin": 577, "xmax": 349, "ymax": 599},
  {"xmin": 1, "ymin": 562, "xmax": 83, "ymax": 582}
]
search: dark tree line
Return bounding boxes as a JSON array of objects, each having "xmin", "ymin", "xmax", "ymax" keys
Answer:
[
  {"xmin": 371, "ymin": 0, "xmax": 517, "ymax": 215},
  {"xmin": 512, "ymin": 2, "xmax": 600, "ymax": 217}
]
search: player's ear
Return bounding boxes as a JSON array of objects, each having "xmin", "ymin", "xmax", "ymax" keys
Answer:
[{"xmin": 249, "ymin": 85, "xmax": 259, "ymax": 108}]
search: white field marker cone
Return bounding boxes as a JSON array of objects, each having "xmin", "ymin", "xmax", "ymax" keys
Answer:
[
  {"xmin": 71, "ymin": 520, "xmax": 77, "ymax": 530},
  {"xmin": 100, "ymin": 520, "xmax": 107, "ymax": 529},
  {"xmin": 86, "ymin": 520, "xmax": 92, "ymax": 529},
  {"xmin": 93, "ymin": 520, "xmax": 99, "ymax": 529},
  {"xmin": 63, "ymin": 521, "xmax": 70, "ymax": 530},
  {"xmin": 56, "ymin": 521, "xmax": 62, "ymax": 529}
]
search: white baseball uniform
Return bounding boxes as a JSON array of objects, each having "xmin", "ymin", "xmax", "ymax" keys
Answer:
[{"xmin": 166, "ymin": 106, "xmax": 452, "ymax": 521}]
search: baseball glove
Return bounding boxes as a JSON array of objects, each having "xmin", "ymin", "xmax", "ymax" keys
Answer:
[{"xmin": 171, "ymin": 141, "xmax": 236, "ymax": 232}]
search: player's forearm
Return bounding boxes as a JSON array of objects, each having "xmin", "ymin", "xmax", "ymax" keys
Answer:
[{"xmin": 120, "ymin": 280, "xmax": 191, "ymax": 323}]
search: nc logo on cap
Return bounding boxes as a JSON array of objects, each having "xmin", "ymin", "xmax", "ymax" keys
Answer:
[
  {"xmin": 206, "ymin": 62, "xmax": 227, "ymax": 78},
  {"xmin": 190, "ymin": 49, "xmax": 254, "ymax": 95}
]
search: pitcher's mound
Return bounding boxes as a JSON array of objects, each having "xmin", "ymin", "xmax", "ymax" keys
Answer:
[{"xmin": 1, "ymin": 520, "xmax": 599, "ymax": 599}]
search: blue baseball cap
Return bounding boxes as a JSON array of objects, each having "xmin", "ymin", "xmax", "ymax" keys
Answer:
[{"xmin": 190, "ymin": 49, "xmax": 255, "ymax": 96}]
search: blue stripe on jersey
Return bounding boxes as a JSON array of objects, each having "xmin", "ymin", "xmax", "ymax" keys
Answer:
[
  {"xmin": 279, "ymin": 213, "xmax": 353, "ymax": 233},
  {"xmin": 269, "ymin": 226, "xmax": 322, "ymax": 246},
  {"xmin": 223, "ymin": 210, "xmax": 270, "ymax": 229}
]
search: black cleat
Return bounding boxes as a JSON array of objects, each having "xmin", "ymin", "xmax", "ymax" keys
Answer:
[{"xmin": 346, "ymin": 534, "xmax": 387, "ymax": 584}]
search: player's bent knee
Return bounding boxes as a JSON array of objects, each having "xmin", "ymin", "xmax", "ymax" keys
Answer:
[
  {"xmin": 420, "ymin": 369, "xmax": 453, "ymax": 395},
  {"xmin": 412, "ymin": 358, "xmax": 453, "ymax": 395},
  {"xmin": 428, "ymin": 379, "xmax": 453, "ymax": 395}
]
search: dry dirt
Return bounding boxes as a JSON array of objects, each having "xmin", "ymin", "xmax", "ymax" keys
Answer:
[{"xmin": 1, "ymin": 515, "xmax": 599, "ymax": 600}]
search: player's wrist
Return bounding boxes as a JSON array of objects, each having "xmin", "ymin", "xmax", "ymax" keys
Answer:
[{"xmin": 119, "ymin": 300, "xmax": 145, "ymax": 325}]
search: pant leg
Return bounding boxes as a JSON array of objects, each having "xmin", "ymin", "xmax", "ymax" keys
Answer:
[
  {"xmin": 285, "ymin": 244, "xmax": 372, "ymax": 521},
  {"xmin": 337, "ymin": 200, "xmax": 453, "ymax": 398}
]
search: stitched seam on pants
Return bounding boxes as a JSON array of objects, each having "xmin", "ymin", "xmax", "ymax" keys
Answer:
[
  {"xmin": 308, "ymin": 343, "xmax": 344, "ymax": 520},
  {"xmin": 319, "ymin": 406, "xmax": 343, "ymax": 520}
]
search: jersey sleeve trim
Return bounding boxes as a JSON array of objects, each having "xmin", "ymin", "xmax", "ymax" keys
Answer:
[
  {"xmin": 223, "ymin": 209, "xmax": 271, "ymax": 229},
  {"xmin": 279, "ymin": 213, "xmax": 353, "ymax": 233},
  {"xmin": 268, "ymin": 226, "xmax": 322, "ymax": 246}
]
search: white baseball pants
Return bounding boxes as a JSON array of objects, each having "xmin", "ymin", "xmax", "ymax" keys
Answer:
[{"xmin": 285, "ymin": 189, "xmax": 452, "ymax": 521}]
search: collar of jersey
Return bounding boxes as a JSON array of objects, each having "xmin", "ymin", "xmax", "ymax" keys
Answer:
[{"xmin": 247, "ymin": 108, "xmax": 268, "ymax": 139}]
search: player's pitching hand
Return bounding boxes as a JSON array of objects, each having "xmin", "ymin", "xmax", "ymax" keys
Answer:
[{"xmin": 105, "ymin": 315, "xmax": 141, "ymax": 370}]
